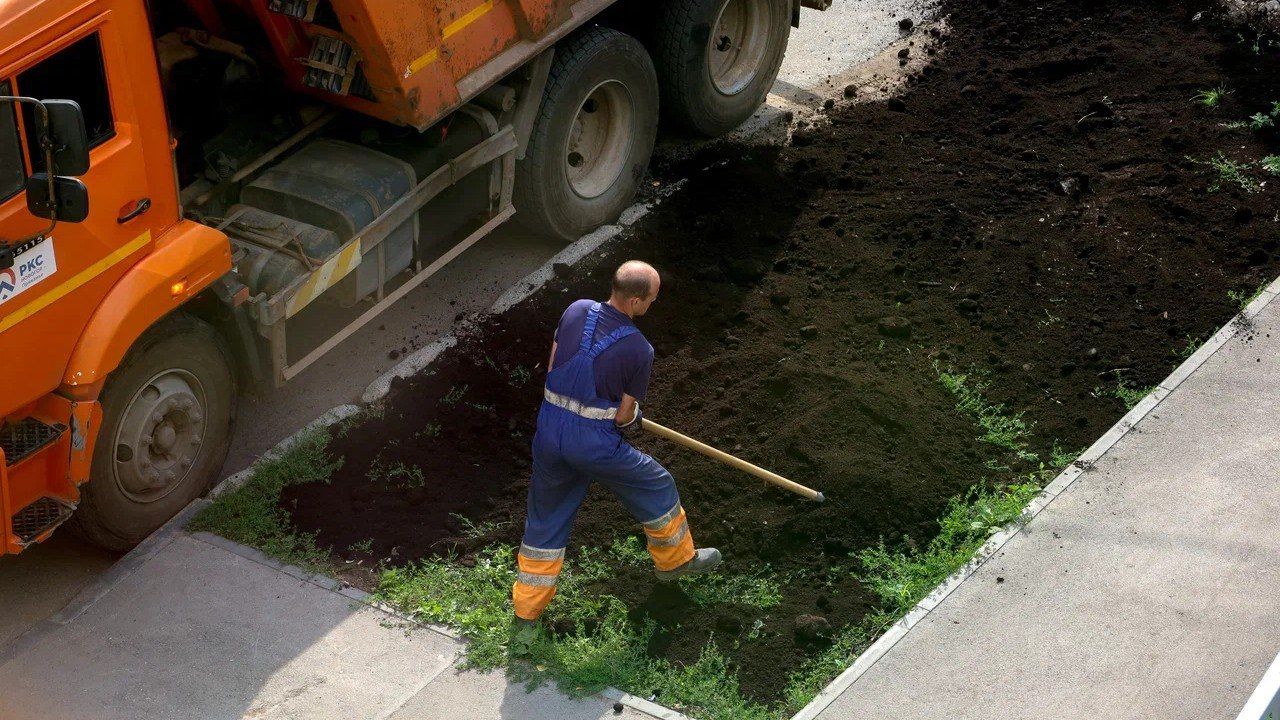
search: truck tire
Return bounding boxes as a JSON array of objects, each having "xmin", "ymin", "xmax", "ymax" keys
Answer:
[
  {"xmin": 653, "ymin": 0, "xmax": 792, "ymax": 137},
  {"xmin": 515, "ymin": 27, "xmax": 659, "ymax": 240},
  {"xmin": 70, "ymin": 313, "xmax": 236, "ymax": 551}
]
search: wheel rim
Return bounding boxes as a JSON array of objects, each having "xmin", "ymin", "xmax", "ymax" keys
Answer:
[
  {"xmin": 565, "ymin": 80, "xmax": 634, "ymax": 200},
  {"xmin": 707, "ymin": 0, "xmax": 771, "ymax": 96},
  {"xmin": 111, "ymin": 369, "xmax": 208, "ymax": 503}
]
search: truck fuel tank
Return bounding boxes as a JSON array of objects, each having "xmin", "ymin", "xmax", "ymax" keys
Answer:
[{"xmin": 238, "ymin": 138, "xmax": 418, "ymax": 307}]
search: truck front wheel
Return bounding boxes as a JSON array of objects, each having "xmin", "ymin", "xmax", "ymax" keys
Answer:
[
  {"xmin": 71, "ymin": 313, "xmax": 235, "ymax": 551},
  {"xmin": 653, "ymin": 0, "xmax": 792, "ymax": 137},
  {"xmin": 515, "ymin": 27, "xmax": 659, "ymax": 241}
]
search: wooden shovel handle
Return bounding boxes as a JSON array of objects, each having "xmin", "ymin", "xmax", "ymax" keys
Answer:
[{"xmin": 640, "ymin": 418, "xmax": 825, "ymax": 502}]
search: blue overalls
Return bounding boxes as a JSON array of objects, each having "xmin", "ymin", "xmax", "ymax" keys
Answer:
[{"xmin": 512, "ymin": 303, "xmax": 695, "ymax": 620}]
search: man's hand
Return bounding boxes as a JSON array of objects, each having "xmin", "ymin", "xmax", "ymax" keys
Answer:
[{"xmin": 617, "ymin": 395, "xmax": 643, "ymax": 439}]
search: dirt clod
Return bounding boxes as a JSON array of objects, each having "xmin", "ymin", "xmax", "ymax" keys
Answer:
[
  {"xmin": 877, "ymin": 316, "xmax": 913, "ymax": 339},
  {"xmin": 794, "ymin": 614, "xmax": 832, "ymax": 640}
]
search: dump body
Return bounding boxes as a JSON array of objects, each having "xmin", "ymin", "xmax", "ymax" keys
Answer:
[{"xmin": 237, "ymin": 0, "xmax": 613, "ymax": 129}]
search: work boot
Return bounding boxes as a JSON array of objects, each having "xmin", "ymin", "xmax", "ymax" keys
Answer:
[
  {"xmin": 510, "ymin": 616, "xmax": 542, "ymax": 657},
  {"xmin": 654, "ymin": 548, "xmax": 722, "ymax": 582}
]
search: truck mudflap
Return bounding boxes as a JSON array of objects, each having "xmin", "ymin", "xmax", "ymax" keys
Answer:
[{"xmin": 234, "ymin": 103, "xmax": 517, "ymax": 385}]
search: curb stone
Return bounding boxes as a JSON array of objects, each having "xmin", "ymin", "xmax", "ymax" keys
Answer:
[{"xmin": 788, "ymin": 275, "xmax": 1280, "ymax": 720}]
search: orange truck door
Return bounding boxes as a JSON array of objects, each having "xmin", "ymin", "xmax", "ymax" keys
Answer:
[{"xmin": 0, "ymin": 8, "xmax": 173, "ymax": 414}]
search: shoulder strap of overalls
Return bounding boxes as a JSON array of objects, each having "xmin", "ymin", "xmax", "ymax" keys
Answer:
[
  {"xmin": 587, "ymin": 325, "xmax": 639, "ymax": 359},
  {"xmin": 579, "ymin": 303, "xmax": 603, "ymax": 352}
]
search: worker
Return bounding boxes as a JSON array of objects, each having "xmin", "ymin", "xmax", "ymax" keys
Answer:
[{"xmin": 512, "ymin": 260, "xmax": 721, "ymax": 634}]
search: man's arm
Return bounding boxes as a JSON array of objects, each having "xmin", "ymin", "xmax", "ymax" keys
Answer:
[{"xmin": 547, "ymin": 340, "xmax": 557, "ymax": 372}]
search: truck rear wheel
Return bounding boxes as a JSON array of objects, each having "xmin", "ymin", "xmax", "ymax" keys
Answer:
[
  {"xmin": 515, "ymin": 27, "xmax": 659, "ymax": 241},
  {"xmin": 71, "ymin": 313, "xmax": 235, "ymax": 551},
  {"xmin": 653, "ymin": 0, "xmax": 792, "ymax": 137}
]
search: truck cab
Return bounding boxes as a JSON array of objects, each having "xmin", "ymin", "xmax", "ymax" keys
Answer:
[{"xmin": 0, "ymin": 1, "xmax": 231, "ymax": 553}]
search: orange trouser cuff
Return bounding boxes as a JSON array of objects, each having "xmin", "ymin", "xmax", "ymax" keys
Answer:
[
  {"xmin": 643, "ymin": 505, "xmax": 695, "ymax": 571},
  {"xmin": 512, "ymin": 545, "xmax": 564, "ymax": 620}
]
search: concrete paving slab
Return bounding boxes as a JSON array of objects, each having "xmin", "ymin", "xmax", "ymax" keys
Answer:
[
  {"xmin": 809, "ymin": 301, "xmax": 1280, "ymax": 719},
  {"xmin": 0, "ymin": 532, "xmax": 117, "ymax": 647},
  {"xmin": 0, "ymin": 533, "xmax": 463, "ymax": 720}
]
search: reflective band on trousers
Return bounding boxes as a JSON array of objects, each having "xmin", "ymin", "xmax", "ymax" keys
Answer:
[
  {"xmin": 543, "ymin": 387, "xmax": 618, "ymax": 421},
  {"xmin": 516, "ymin": 571, "xmax": 559, "ymax": 587},
  {"xmin": 519, "ymin": 544, "xmax": 565, "ymax": 561},
  {"xmin": 642, "ymin": 503, "xmax": 683, "ymax": 531},
  {"xmin": 647, "ymin": 522, "xmax": 689, "ymax": 547}
]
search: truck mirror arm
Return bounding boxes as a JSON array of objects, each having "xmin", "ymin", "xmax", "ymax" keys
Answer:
[{"xmin": 0, "ymin": 96, "xmax": 60, "ymax": 248}]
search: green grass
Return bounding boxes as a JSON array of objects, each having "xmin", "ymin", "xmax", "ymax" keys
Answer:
[
  {"xmin": 857, "ymin": 481, "xmax": 1041, "ymax": 615},
  {"xmin": 1093, "ymin": 378, "xmax": 1154, "ymax": 411},
  {"xmin": 442, "ymin": 384, "xmax": 469, "ymax": 406},
  {"xmin": 449, "ymin": 512, "xmax": 513, "ymax": 540},
  {"xmin": 375, "ymin": 542, "xmax": 776, "ymax": 720},
  {"xmin": 1175, "ymin": 333, "xmax": 1208, "ymax": 360},
  {"xmin": 189, "ymin": 428, "xmax": 340, "ymax": 571},
  {"xmin": 1192, "ymin": 85, "xmax": 1232, "ymax": 108},
  {"xmin": 509, "ymin": 365, "xmax": 533, "ymax": 387},
  {"xmin": 679, "ymin": 569, "xmax": 784, "ymax": 610},
  {"xmin": 1188, "ymin": 152, "xmax": 1263, "ymax": 193},
  {"xmin": 1228, "ymin": 282, "xmax": 1268, "ymax": 311},
  {"xmin": 936, "ymin": 365, "xmax": 1036, "ymax": 462},
  {"xmin": 1262, "ymin": 155, "xmax": 1280, "ymax": 175},
  {"xmin": 367, "ymin": 456, "xmax": 427, "ymax": 488}
]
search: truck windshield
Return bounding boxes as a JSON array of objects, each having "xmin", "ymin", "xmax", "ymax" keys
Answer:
[{"xmin": 0, "ymin": 81, "xmax": 22, "ymax": 202}]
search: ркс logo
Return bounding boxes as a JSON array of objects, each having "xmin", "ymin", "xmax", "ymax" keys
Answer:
[{"xmin": 0, "ymin": 267, "xmax": 16, "ymax": 300}]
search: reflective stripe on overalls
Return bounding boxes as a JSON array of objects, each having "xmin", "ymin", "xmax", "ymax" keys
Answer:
[{"xmin": 513, "ymin": 303, "xmax": 695, "ymax": 620}]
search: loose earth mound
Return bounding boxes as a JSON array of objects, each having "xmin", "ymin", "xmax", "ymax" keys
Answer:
[{"xmin": 279, "ymin": 0, "xmax": 1279, "ymax": 702}]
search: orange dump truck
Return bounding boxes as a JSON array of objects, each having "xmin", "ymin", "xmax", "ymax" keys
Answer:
[{"xmin": 0, "ymin": 0, "xmax": 824, "ymax": 554}]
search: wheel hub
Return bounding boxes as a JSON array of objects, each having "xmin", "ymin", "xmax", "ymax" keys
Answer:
[
  {"xmin": 113, "ymin": 370, "xmax": 207, "ymax": 502},
  {"xmin": 565, "ymin": 80, "xmax": 634, "ymax": 199},
  {"xmin": 708, "ymin": 0, "xmax": 771, "ymax": 96}
]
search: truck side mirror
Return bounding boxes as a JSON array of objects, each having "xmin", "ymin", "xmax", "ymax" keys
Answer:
[
  {"xmin": 43, "ymin": 99, "xmax": 89, "ymax": 176},
  {"xmin": 26, "ymin": 174, "xmax": 89, "ymax": 222}
]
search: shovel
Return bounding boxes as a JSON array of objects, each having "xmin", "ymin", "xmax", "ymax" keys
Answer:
[{"xmin": 641, "ymin": 419, "xmax": 825, "ymax": 503}]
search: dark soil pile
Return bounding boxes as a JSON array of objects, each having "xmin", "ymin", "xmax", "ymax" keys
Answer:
[{"xmin": 281, "ymin": 0, "xmax": 1279, "ymax": 702}]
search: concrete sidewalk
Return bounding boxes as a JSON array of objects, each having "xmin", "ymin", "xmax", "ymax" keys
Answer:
[
  {"xmin": 802, "ymin": 293, "xmax": 1280, "ymax": 719},
  {"xmin": 0, "ymin": 525, "xmax": 659, "ymax": 720}
]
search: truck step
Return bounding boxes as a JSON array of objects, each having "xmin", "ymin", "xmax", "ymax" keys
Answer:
[
  {"xmin": 0, "ymin": 417, "xmax": 65, "ymax": 466},
  {"xmin": 12, "ymin": 496, "xmax": 75, "ymax": 545}
]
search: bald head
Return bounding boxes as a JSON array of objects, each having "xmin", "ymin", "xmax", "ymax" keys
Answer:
[
  {"xmin": 608, "ymin": 260, "xmax": 660, "ymax": 318},
  {"xmin": 611, "ymin": 260, "xmax": 659, "ymax": 300}
]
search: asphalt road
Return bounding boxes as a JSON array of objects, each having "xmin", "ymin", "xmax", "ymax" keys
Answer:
[{"xmin": 0, "ymin": 0, "xmax": 926, "ymax": 651}]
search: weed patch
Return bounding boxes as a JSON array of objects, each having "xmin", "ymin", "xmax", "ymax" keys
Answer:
[
  {"xmin": 376, "ymin": 543, "xmax": 777, "ymax": 719},
  {"xmin": 936, "ymin": 365, "xmax": 1036, "ymax": 462},
  {"xmin": 1228, "ymin": 282, "xmax": 1269, "ymax": 311},
  {"xmin": 190, "ymin": 429, "xmax": 340, "ymax": 571},
  {"xmin": 1188, "ymin": 152, "xmax": 1263, "ymax": 193},
  {"xmin": 1094, "ymin": 379, "xmax": 1155, "ymax": 410}
]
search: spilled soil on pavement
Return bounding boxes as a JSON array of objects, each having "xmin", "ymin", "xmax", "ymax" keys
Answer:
[{"xmin": 279, "ymin": 0, "xmax": 1280, "ymax": 701}]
